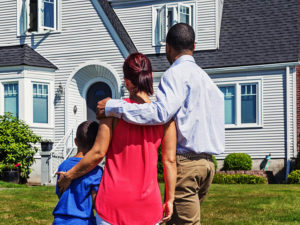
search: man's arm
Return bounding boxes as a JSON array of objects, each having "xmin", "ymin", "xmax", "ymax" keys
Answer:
[{"xmin": 97, "ymin": 69, "xmax": 185, "ymax": 125}]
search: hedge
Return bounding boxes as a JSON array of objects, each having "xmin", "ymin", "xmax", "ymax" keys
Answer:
[
  {"xmin": 287, "ymin": 170, "xmax": 300, "ymax": 184},
  {"xmin": 223, "ymin": 153, "xmax": 252, "ymax": 171},
  {"xmin": 213, "ymin": 173, "xmax": 266, "ymax": 184}
]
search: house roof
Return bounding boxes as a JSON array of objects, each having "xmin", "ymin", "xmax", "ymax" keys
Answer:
[
  {"xmin": 146, "ymin": 0, "xmax": 299, "ymax": 71},
  {"xmin": 0, "ymin": 44, "xmax": 57, "ymax": 69},
  {"xmin": 98, "ymin": 0, "xmax": 138, "ymax": 54}
]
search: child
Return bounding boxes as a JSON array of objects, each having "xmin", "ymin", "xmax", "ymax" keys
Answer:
[{"xmin": 53, "ymin": 121, "xmax": 103, "ymax": 225}]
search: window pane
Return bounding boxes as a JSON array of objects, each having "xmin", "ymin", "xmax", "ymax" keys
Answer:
[
  {"xmin": 220, "ymin": 86, "xmax": 235, "ymax": 124},
  {"xmin": 43, "ymin": 0, "xmax": 54, "ymax": 28},
  {"xmin": 167, "ymin": 8, "xmax": 174, "ymax": 31},
  {"xmin": 179, "ymin": 5, "xmax": 190, "ymax": 24},
  {"xmin": 4, "ymin": 84, "xmax": 18, "ymax": 118},
  {"xmin": 241, "ymin": 84, "xmax": 257, "ymax": 123},
  {"xmin": 33, "ymin": 84, "xmax": 48, "ymax": 123}
]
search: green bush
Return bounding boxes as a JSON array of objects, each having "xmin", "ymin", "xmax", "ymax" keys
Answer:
[
  {"xmin": 212, "ymin": 155, "xmax": 218, "ymax": 171},
  {"xmin": 287, "ymin": 170, "xmax": 300, "ymax": 184},
  {"xmin": 0, "ymin": 113, "xmax": 41, "ymax": 179},
  {"xmin": 223, "ymin": 153, "xmax": 252, "ymax": 171},
  {"xmin": 157, "ymin": 145, "xmax": 164, "ymax": 182},
  {"xmin": 213, "ymin": 173, "xmax": 266, "ymax": 184}
]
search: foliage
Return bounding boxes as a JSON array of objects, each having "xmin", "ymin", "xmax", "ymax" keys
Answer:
[
  {"xmin": 223, "ymin": 153, "xmax": 252, "ymax": 171},
  {"xmin": 212, "ymin": 173, "xmax": 266, "ymax": 184},
  {"xmin": 296, "ymin": 152, "xmax": 300, "ymax": 170},
  {"xmin": 157, "ymin": 145, "xmax": 164, "ymax": 182},
  {"xmin": 212, "ymin": 155, "xmax": 218, "ymax": 171},
  {"xmin": 0, "ymin": 113, "xmax": 41, "ymax": 179},
  {"xmin": 287, "ymin": 170, "xmax": 300, "ymax": 184}
]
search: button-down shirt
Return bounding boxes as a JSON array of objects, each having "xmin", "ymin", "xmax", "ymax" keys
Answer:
[{"xmin": 105, "ymin": 55, "xmax": 225, "ymax": 155}]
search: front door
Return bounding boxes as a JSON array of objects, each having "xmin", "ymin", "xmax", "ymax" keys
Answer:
[{"xmin": 86, "ymin": 82, "xmax": 112, "ymax": 122}]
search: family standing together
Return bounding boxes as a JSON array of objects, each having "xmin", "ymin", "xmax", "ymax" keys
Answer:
[{"xmin": 53, "ymin": 23, "xmax": 225, "ymax": 225}]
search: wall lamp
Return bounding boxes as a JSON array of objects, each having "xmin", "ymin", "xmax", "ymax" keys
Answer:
[{"xmin": 55, "ymin": 83, "xmax": 64, "ymax": 100}]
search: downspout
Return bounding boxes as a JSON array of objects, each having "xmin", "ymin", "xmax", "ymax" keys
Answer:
[{"xmin": 285, "ymin": 66, "xmax": 291, "ymax": 182}]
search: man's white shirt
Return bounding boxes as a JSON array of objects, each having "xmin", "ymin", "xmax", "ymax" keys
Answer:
[{"xmin": 105, "ymin": 55, "xmax": 225, "ymax": 155}]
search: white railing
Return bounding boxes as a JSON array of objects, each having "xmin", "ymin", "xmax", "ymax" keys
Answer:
[{"xmin": 49, "ymin": 127, "xmax": 76, "ymax": 183}]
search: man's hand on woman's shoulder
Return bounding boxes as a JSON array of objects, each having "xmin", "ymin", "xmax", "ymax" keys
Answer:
[{"xmin": 97, "ymin": 97, "xmax": 111, "ymax": 120}]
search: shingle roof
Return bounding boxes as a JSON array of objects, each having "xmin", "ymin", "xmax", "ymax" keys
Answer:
[
  {"xmin": 98, "ymin": 0, "xmax": 138, "ymax": 54},
  {"xmin": 147, "ymin": 0, "xmax": 299, "ymax": 71},
  {"xmin": 0, "ymin": 44, "xmax": 57, "ymax": 69}
]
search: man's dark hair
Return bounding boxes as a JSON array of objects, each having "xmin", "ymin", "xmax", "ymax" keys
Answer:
[
  {"xmin": 76, "ymin": 121, "xmax": 99, "ymax": 150},
  {"xmin": 166, "ymin": 23, "xmax": 195, "ymax": 52}
]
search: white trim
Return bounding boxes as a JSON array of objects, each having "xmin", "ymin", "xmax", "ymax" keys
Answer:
[
  {"xmin": 65, "ymin": 60, "xmax": 122, "ymax": 132},
  {"xmin": 206, "ymin": 62, "xmax": 300, "ymax": 74},
  {"xmin": 91, "ymin": 0, "xmax": 129, "ymax": 58},
  {"xmin": 0, "ymin": 65, "xmax": 56, "ymax": 73},
  {"xmin": 216, "ymin": 78, "xmax": 263, "ymax": 129},
  {"xmin": 292, "ymin": 67, "xmax": 298, "ymax": 158},
  {"xmin": 285, "ymin": 66, "xmax": 291, "ymax": 182},
  {"xmin": 152, "ymin": 1, "xmax": 196, "ymax": 47}
]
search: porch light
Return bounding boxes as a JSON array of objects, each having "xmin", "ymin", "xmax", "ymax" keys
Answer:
[{"xmin": 55, "ymin": 83, "xmax": 64, "ymax": 99}]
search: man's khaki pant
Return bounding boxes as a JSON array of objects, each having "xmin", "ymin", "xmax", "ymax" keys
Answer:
[{"xmin": 167, "ymin": 155, "xmax": 215, "ymax": 225}]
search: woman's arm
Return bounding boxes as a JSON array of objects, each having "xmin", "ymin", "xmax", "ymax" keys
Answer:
[
  {"xmin": 161, "ymin": 120, "xmax": 177, "ymax": 223},
  {"xmin": 57, "ymin": 118, "xmax": 113, "ymax": 193}
]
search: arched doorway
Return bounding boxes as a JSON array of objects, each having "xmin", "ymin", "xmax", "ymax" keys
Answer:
[{"xmin": 86, "ymin": 82, "xmax": 112, "ymax": 121}]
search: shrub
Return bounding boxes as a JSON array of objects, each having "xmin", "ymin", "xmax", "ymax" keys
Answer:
[
  {"xmin": 212, "ymin": 155, "xmax": 218, "ymax": 171},
  {"xmin": 287, "ymin": 170, "xmax": 300, "ymax": 184},
  {"xmin": 223, "ymin": 153, "xmax": 252, "ymax": 171},
  {"xmin": 0, "ymin": 113, "xmax": 41, "ymax": 179},
  {"xmin": 157, "ymin": 145, "xmax": 164, "ymax": 182},
  {"xmin": 213, "ymin": 173, "xmax": 266, "ymax": 184}
]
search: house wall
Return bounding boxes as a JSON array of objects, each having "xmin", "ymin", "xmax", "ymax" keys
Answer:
[
  {"xmin": 112, "ymin": 0, "xmax": 218, "ymax": 54},
  {"xmin": 0, "ymin": 0, "xmax": 127, "ymax": 183},
  {"xmin": 210, "ymin": 69, "xmax": 296, "ymax": 160}
]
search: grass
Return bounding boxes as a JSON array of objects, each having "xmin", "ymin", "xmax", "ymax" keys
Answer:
[{"xmin": 0, "ymin": 182, "xmax": 299, "ymax": 225}]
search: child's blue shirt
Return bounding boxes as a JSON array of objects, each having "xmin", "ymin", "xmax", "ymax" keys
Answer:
[{"xmin": 53, "ymin": 157, "xmax": 103, "ymax": 225}]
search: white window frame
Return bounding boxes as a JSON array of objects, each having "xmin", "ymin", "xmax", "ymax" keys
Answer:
[
  {"xmin": 1, "ymin": 82, "xmax": 20, "ymax": 118},
  {"xmin": 17, "ymin": 0, "xmax": 60, "ymax": 36},
  {"xmin": 30, "ymin": 81, "xmax": 53, "ymax": 127},
  {"xmin": 152, "ymin": 2, "xmax": 196, "ymax": 46},
  {"xmin": 32, "ymin": 82, "xmax": 49, "ymax": 124},
  {"xmin": 217, "ymin": 78, "xmax": 263, "ymax": 129}
]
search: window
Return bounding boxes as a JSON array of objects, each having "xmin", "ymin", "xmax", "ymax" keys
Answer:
[
  {"xmin": 4, "ymin": 84, "xmax": 19, "ymax": 118},
  {"xmin": 33, "ymin": 83, "xmax": 48, "ymax": 123},
  {"xmin": 218, "ymin": 81, "xmax": 262, "ymax": 128},
  {"xmin": 19, "ymin": 0, "xmax": 58, "ymax": 34},
  {"xmin": 153, "ymin": 2, "xmax": 196, "ymax": 45}
]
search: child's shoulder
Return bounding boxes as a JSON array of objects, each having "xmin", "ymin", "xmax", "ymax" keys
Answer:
[{"xmin": 58, "ymin": 157, "xmax": 81, "ymax": 171}]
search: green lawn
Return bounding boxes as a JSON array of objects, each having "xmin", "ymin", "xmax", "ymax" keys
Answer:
[{"xmin": 0, "ymin": 182, "xmax": 299, "ymax": 225}]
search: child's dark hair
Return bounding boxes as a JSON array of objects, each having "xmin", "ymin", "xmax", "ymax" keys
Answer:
[
  {"xmin": 76, "ymin": 121, "xmax": 99, "ymax": 150},
  {"xmin": 123, "ymin": 53, "xmax": 154, "ymax": 95}
]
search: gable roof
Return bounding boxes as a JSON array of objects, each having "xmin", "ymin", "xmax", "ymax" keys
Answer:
[
  {"xmin": 146, "ymin": 0, "xmax": 299, "ymax": 71},
  {"xmin": 0, "ymin": 44, "xmax": 57, "ymax": 69},
  {"xmin": 97, "ymin": 0, "xmax": 138, "ymax": 54}
]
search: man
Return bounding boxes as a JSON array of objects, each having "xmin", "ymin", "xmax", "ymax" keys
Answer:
[{"xmin": 97, "ymin": 23, "xmax": 225, "ymax": 225}]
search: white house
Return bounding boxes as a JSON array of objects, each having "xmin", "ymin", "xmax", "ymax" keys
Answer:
[{"xmin": 0, "ymin": 0, "xmax": 298, "ymax": 184}]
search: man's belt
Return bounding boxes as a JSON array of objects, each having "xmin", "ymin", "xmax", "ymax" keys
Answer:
[{"xmin": 177, "ymin": 152, "xmax": 213, "ymax": 161}]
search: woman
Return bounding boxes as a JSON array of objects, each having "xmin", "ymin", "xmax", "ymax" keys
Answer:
[{"xmin": 57, "ymin": 53, "xmax": 177, "ymax": 225}]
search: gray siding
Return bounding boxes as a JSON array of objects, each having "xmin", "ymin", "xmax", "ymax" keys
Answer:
[
  {"xmin": 0, "ymin": 0, "xmax": 126, "ymax": 142},
  {"xmin": 112, "ymin": 0, "xmax": 218, "ymax": 54},
  {"xmin": 211, "ymin": 69, "xmax": 295, "ymax": 160}
]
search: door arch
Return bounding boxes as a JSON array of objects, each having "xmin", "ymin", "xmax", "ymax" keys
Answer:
[{"xmin": 86, "ymin": 82, "xmax": 112, "ymax": 122}]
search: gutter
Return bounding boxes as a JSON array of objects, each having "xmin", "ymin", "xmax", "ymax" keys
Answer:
[{"xmin": 285, "ymin": 66, "xmax": 291, "ymax": 183}]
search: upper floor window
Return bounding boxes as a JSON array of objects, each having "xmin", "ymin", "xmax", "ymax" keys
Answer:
[
  {"xmin": 19, "ymin": 0, "xmax": 58, "ymax": 35},
  {"xmin": 218, "ymin": 80, "xmax": 262, "ymax": 128},
  {"xmin": 153, "ymin": 2, "xmax": 196, "ymax": 45},
  {"xmin": 33, "ymin": 83, "xmax": 48, "ymax": 123},
  {"xmin": 4, "ymin": 83, "xmax": 19, "ymax": 118}
]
